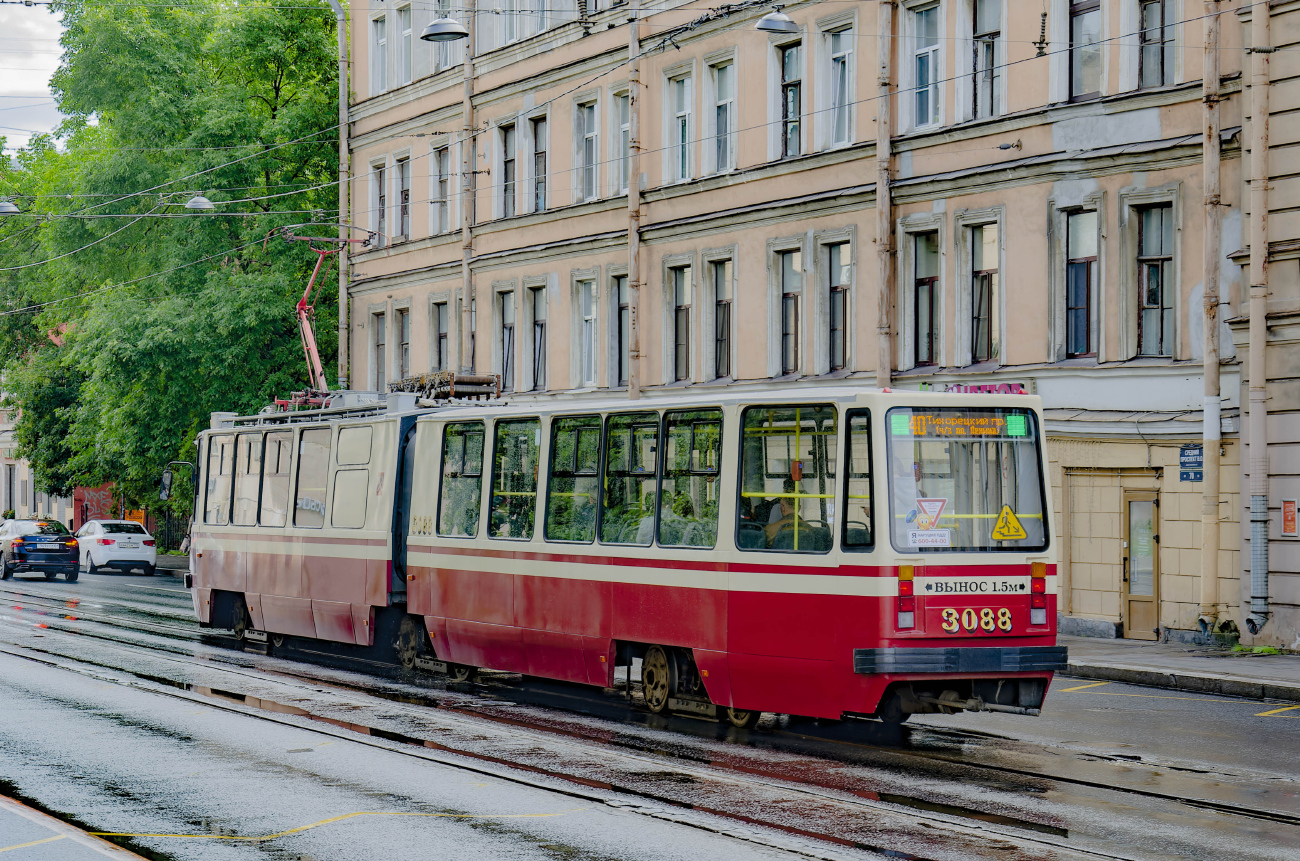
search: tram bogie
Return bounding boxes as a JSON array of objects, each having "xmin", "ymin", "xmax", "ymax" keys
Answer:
[{"xmin": 189, "ymin": 386, "xmax": 1067, "ymax": 723}]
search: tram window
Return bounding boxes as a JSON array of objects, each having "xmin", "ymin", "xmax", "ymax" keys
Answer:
[
  {"xmin": 294, "ymin": 428, "xmax": 332, "ymax": 528},
  {"xmin": 204, "ymin": 434, "xmax": 234, "ymax": 525},
  {"xmin": 331, "ymin": 469, "xmax": 369, "ymax": 528},
  {"xmin": 737, "ymin": 405, "xmax": 837, "ymax": 553},
  {"xmin": 336, "ymin": 425, "xmax": 373, "ymax": 465},
  {"xmin": 489, "ymin": 419, "xmax": 540, "ymax": 540},
  {"xmin": 260, "ymin": 431, "xmax": 293, "ymax": 527},
  {"xmin": 659, "ymin": 410, "xmax": 722, "ymax": 548},
  {"xmin": 545, "ymin": 415, "xmax": 601, "ymax": 543},
  {"xmin": 885, "ymin": 407, "xmax": 1048, "ymax": 552},
  {"xmin": 599, "ymin": 412, "xmax": 659, "ymax": 546},
  {"xmin": 842, "ymin": 410, "xmax": 874, "ymax": 550},
  {"xmin": 438, "ymin": 422, "xmax": 485, "ymax": 538},
  {"xmin": 232, "ymin": 434, "xmax": 262, "ymax": 526}
]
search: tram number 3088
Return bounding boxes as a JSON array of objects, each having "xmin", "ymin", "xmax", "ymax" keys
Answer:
[{"xmin": 940, "ymin": 607, "xmax": 1013, "ymax": 634}]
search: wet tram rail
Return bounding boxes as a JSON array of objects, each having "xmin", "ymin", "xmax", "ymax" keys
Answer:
[{"xmin": 1, "ymin": 577, "xmax": 1297, "ymax": 861}]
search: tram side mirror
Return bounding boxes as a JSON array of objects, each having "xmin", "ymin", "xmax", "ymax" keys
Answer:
[{"xmin": 159, "ymin": 468, "xmax": 173, "ymax": 501}]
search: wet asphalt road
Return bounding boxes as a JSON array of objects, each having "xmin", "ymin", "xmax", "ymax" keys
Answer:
[{"xmin": 0, "ymin": 570, "xmax": 1297, "ymax": 861}]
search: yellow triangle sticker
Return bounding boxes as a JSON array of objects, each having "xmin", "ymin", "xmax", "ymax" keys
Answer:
[{"xmin": 991, "ymin": 505, "xmax": 1027, "ymax": 541}]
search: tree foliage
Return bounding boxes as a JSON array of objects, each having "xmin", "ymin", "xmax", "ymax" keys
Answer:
[{"xmin": 0, "ymin": 0, "xmax": 340, "ymax": 509}]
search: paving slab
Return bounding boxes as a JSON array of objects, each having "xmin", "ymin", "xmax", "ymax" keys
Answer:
[
  {"xmin": 0, "ymin": 795, "xmax": 147, "ymax": 859},
  {"xmin": 1061, "ymin": 634, "xmax": 1300, "ymax": 702}
]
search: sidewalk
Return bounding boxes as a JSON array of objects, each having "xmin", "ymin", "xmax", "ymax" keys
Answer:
[
  {"xmin": 0, "ymin": 795, "xmax": 147, "ymax": 859},
  {"xmin": 1062, "ymin": 634, "xmax": 1300, "ymax": 702},
  {"xmin": 154, "ymin": 555, "xmax": 188, "ymax": 573}
]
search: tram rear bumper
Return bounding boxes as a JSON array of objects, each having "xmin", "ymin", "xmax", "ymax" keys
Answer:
[{"xmin": 853, "ymin": 645, "xmax": 1069, "ymax": 675}]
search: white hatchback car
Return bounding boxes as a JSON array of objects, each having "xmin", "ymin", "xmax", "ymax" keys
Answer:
[{"xmin": 75, "ymin": 520, "xmax": 158, "ymax": 575}]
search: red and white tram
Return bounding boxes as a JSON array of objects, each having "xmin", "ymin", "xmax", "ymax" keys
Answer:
[{"xmin": 190, "ymin": 386, "xmax": 1066, "ymax": 726}]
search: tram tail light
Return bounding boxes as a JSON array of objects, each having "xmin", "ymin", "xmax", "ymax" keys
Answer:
[
  {"xmin": 1030, "ymin": 561, "xmax": 1048, "ymax": 624},
  {"xmin": 897, "ymin": 566, "xmax": 916, "ymax": 630}
]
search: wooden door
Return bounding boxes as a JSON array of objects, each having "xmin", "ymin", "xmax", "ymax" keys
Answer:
[{"xmin": 1122, "ymin": 492, "xmax": 1159, "ymax": 640}]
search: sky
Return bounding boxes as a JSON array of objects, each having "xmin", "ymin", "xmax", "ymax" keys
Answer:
[{"xmin": 0, "ymin": 3, "xmax": 66, "ymax": 155}]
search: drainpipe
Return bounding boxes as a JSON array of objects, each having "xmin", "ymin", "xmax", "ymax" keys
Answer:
[
  {"xmin": 1199, "ymin": 0, "xmax": 1221, "ymax": 631},
  {"xmin": 627, "ymin": 0, "xmax": 641, "ymax": 401},
  {"xmin": 326, "ymin": 0, "xmax": 349, "ymax": 390},
  {"xmin": 1246, "ymin": 5, "xmax": 1271, "ymax": 635},
  {"xmin": 875, "ymin": 0, "xmax": 895, "ymax": 390},
  {"xmin": 460, "ymin": 1, "xmax": 477, "ymax": 373}
]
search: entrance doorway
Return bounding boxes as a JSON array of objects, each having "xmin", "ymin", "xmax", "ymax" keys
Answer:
[{"xmin": 1122, "ymin": 491, "xmax": 1160, "ymax": 640}]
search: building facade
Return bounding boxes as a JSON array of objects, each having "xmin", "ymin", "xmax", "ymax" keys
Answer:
[{"xmin": 344, "ymin": 0, "xmax": 1299, "ymax": 644}]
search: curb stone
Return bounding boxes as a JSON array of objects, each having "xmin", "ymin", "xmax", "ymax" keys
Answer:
[{"xmin": 1062, "ymin": 662, "xmax": 1300, "ymax": 703}]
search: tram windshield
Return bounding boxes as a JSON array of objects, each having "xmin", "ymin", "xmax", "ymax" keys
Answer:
[{"xmin": 886, "ymin": 406, "xmax": 1048, "ymax": 553}]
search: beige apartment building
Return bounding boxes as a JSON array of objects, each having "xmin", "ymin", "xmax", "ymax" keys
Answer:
[{"xmin": 343, "ymin": 0, "xmax": 1300, "ymax": 645}]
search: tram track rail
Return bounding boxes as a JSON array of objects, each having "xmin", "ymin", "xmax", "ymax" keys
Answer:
[{"xmin": 1, "ymin": 581, "xmax": 1298, "ymax": 860}]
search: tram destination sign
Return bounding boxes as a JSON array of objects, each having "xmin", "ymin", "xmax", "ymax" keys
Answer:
[{"xmin": 890, "ymin": 411, "xmax": 1030, "ymax": 439}]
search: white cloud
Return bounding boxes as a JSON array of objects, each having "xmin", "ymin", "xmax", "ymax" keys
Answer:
[{"xmin": 0, "ymin": 5, "xmax": 66, "ymax": 151}]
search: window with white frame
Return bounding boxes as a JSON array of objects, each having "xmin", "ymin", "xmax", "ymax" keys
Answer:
[
  {"xmin": 532, "ymin": 117, "xmax": 547, "ymax": 211},
  {"xmin": 502, "ymin": 0, "xmax": 519, "ymax": 44},
  {"xmin": 1139, "ymin": 0, "xmax": 1174, "ymax": 88},
  {"xmin": 578, "ymin": 102, "xmax": 598, "ymax": 201},
  {"xmin": 712, "ymin": 62, "xmax": 735, "ymax": 172},
  {"xmin": 531, "ymin": 286, "xmax": 547, "ymax": 390},
  {"xmin": 1070, "ymin": 0, "xmax": 1101, "ymax": 100},
  {"xmin": 1066, "ymin": 210, "xmax": 1098, "ymax": 357},
  {"xmin": 972, "ymin": 0, "xmax": 1000, "ymax": 119},
  {"xmin": 499, "ymin": 291, "xmax": 516, "ymax": 391},
  {"xmin": 828, "ymin": 29, "xmax": 852, "ymax": 145},
  {"xmin": 372, "ymin": 16, "xmax": 387, "ymax": 94},
  {"xmin": 501, "ymin": 124, "xmax": 517, "ymax": 218},
  {"xmin": 912, "ymin": 4, "xmax": 940, "ymax": 127},
  {"xmin": 671, "ymin": 266, "xmax": 692, "ymax": 382},
  {"xmin": 373, "ymin": 163, "xmax": 387, "ymax": 247},
  {"xmin": 614, "ymin": 274, "xmax": 630, "ymax": 386},
  {"xmin": 397, "ymin": 157, "xmax": 411, "ymax": 238},
  {"xmin": 433, "ymin": 302, "xmax": 450, "ymax": 370},
  {"xmin": 712, "ymin": 259, "xmax": 732, "ymax": 378},
  {"xmin": 433, "ymin": 146, "xmax": 451, "ymax": 233},
  {"xmin": 374, "ymin": 312, "xmax": 387, "ymax": 389},
  {"xmin": 970, "ymin": 223, "xmax": 999, "ymax": 363},
  {"xmin": 615, "ymin": 93, "xmax": 630, "ymax": 192},
  {"xmin": 827, "ymin": 243, "xmax": 850, "ymax": 370},
  {"xmin": 396, "ymin": 308, "xmax": 410, "ymax": 378},
  {"xmin": 397, "ymin": 6, "xmax": 412, "ymax": 86},
  {"xmin": 669, "ymin": 75, "xmax": 692, "ymax": 182},
  {"xmin": 780, "ymin": 43, "xmax": 802, "ymax": 157},
  {"xmin": 1136, "ymin": 204, "xmax": 1174, "ymax": 357},
  {"xmin": 779, "ymin": 250, "xmax": 801, "ymax": 375},
  {"xmin": 914, "ymin": 232, "xmax": 940, "ymax": 366},
  {"xmin": 578, "ymin": 280, "xmax": 597, "ymax": 386}
]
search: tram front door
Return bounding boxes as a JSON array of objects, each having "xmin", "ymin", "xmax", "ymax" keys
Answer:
[{"xmin": 1122, "ymin": 492, "xmax": 1160, "ymax": 640}]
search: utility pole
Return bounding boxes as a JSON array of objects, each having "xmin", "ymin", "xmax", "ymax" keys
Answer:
[
  {"xmin": 627, "ymin": 0, "xmax": 641, "ymax": 400},
  {"xmin": 460, "ymin": 1, "xmax": 477, "ymax": 373},
  {"xmin": 1199, "ymin": 0, "xmax": 1222, "ymax": 631},
  {"xmin": 326, "ymin": 0, "xmax": 349, "ymax": 390},
  {"xmin": 875, "ymin": 0, "xmax": 895, "ymax": 390}
]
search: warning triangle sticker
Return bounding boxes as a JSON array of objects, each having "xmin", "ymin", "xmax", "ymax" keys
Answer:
[
  {"xmin": 915, "ymin": 498, "xmax": 947, "ymax": 531},
  {"xmin": 991, "ymin": 505, "xmax": 1027, "ymax": 541}
]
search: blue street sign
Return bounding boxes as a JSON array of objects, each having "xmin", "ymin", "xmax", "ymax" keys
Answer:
[{"xmin": 1180, "ymin": 444, "xmax": 1203, "ymax": 482}]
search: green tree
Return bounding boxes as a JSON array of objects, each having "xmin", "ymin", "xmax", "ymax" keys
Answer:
[{"xmin": 0, "ymin": 0, "xmax": 340, "ymax": 510}]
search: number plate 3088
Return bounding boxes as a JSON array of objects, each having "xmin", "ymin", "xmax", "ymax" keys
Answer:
[{"xmin": 939, "ymin": 607, "xmax": 1013, "ymax": 634}]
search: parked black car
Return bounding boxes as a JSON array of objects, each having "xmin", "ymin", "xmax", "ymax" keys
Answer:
[{"xmin": 0, "ymin": 519, "xmax": 80, "ymax": 581}]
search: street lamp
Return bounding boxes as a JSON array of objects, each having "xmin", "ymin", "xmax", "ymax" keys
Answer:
[
  {"xmin": 755, "ymin": 6, "xmax": 798, "ymax": 34},
  {"xmin": 184, "ymin": 195, "xmax": 215, "ymax": 211},
  {"xmin": 421, "ymin": 15, "xmax": 470, "ymax": 42},
  {"xmin": 0, "ymin": 199, "xmax": 19, "ymax": 216}
]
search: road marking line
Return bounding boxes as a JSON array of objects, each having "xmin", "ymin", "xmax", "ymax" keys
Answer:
[
  {"xmin": 1059, "ymin": 681, "xmax": 1111, "ymax": 692},
  {"xmin": 121, "ymin": 584, "xmax": 189, "ymax": 594},
  {"xmin": 1256, "ymin": 704, "xmax": 1300, "ymax": 717},
  {"xmin": 89, "ymin": 809, "xmax": 586, "ymax": 841},
  {"xmin": 0, "ymin": 835, "xmax": 66, "ymax": 853},
  {"xmin": 1073, "ymin": 691, "xmax": 1238, "ymax": 702}
]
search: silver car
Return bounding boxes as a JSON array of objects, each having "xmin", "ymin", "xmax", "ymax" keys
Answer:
[{"xmin": 75, "ymin": 520, "xmax": 158, "ymax": 575}]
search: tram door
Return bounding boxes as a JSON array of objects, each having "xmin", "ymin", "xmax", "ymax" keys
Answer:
[{"xmin": 1122, "ymin": 492, "xmax": 1160, "ymax": 640}]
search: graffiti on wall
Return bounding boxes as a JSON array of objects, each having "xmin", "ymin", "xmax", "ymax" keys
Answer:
[{"xmin": 81, "ymin": 487, "xmax": 113, "ymax": 520}]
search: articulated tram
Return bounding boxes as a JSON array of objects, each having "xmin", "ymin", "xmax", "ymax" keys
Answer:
[{"xmin": 190, "ymin": 386, "xmax": 1066, "ymax": 726}]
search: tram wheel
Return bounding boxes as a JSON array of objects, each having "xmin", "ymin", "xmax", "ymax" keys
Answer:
[
  {"xmin": 877, "ymin": 694, "xmax": 912, "ymax": 725},
  {"xmin": 642, "ymin": 646, "xmax": 673, "ymax": 714},
  {"xmin": 724, "ymin": 707, "xmax": 761, "ymax": 729},
  {"xmin": 447, "ymin": 664, "xmax": 475, "ymax": 683},
  {"xmin": 396, "ymin": 616, "xmax": 422, "ymax": 670}
]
